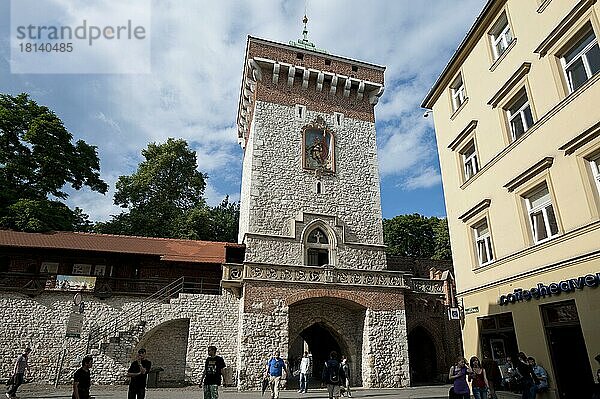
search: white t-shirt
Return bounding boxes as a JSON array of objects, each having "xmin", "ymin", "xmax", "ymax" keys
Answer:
[{"xmin": 300, "ymin": 357, "xmax": 310, "ymax": 374}]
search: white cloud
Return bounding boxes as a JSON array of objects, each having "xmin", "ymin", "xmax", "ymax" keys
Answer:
[
  {"xmin": 2, "ymin": 0, "xmax": 484, "ymax": 221},
  {"xmin": 401, "ymin": 167, "xmax": 442, "ymax": 190}
]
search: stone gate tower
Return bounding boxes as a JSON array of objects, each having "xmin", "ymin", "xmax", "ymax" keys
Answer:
[{"xmin": 225, "ymin": 21, "xmax": 411, "ymax": 389}]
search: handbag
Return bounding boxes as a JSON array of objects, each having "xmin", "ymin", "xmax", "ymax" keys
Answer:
[
  {"xmin": 6, "ymin": 374, "xmax": 15, "ymax": 386},
  {"xmin": 448, "ymin": 386, "xmax": 456, "ymax": 399}
]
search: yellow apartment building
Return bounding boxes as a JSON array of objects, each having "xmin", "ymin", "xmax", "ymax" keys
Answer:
[{"xmin": 422, "ymin": 0, "xmax": 600, "ymax": 397}]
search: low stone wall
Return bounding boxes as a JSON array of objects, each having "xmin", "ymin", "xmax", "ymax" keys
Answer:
[{"xmin": 0, "ymin": 290, "xmax": 239, "ymax": 386}]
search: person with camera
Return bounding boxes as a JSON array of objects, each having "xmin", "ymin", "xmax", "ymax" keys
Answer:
[
  {"xmin": 127, "ymin": 348, "xmax": 152, "ymax": 399},
  {"xmin": 448, "ymin": 357, "xmax": 471, "ymax": 399}
]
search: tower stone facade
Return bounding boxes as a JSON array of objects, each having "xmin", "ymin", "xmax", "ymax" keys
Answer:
[{"xmin": 229, "ymin": 33, "xmax": 411, "ymax": 389}]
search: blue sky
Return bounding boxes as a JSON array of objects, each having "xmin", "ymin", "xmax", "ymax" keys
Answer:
[{"xmin": 0, "ymin": 0, "xmax": 484, "ymax": 222}]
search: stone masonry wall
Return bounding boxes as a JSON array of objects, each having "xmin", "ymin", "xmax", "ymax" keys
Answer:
[
  {"xmin": 142, "ymin": 318, "xmax": 189, "ymax": 383},
  {"xmin": 239, "ymin": 101, "xmax": 384, "ymax": 256},
  {"xmin": 362, "ymin": 309, "xmax": 410, "ymax": 388},
  {"xmin": 237, "ymin": 282, "xmax": 407, "ymax": 389},
  {"xmin": 243, "ymin": 235, "xmax": 386, "ymax": 270},
  {"xmin": 0, "ymin": 291, "xmax": 239, "ymax": 386}
]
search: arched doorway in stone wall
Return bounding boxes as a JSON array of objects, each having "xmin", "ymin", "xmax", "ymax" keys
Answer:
[
  {"xmin": 408, "ymin": 326, "xmax": 437, "ymax": 385},
  {"xmin": 137, "ymin": 318, "xmax": 190, "ymax": 386},
  {"xmin": 287, "ymin": 296, "xmax": 366, "ymax": 389}
]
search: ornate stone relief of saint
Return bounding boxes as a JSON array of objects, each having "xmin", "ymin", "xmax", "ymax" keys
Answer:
[{"xmin": 303, "ymin": 116, "xmax": 335, "ymax": 173}]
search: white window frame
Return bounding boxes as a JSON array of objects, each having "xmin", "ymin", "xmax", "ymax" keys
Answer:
[
  {"xmin": 451, "ymin": 74, "xmax": 467, "ymax": 111},
  {"xmin": 506, "ymin": 91, "xmax": 533, "ymax": 141},
  {"xmin": 560, "ymin": 28, "xmax": 600, "ymax": 93},
  {"xmin": 473, "ymin": 219, "xmax": 494, "ymax": 266},
  {"xmin": 460, "ymin": 141, "xmax": 479, "ymax": 181},
  {"xmin": 525, "ymin": 185, "xmax": 559, "ymax": 244},
  {"xmin": 490, "ymin": 14, "xmax": 514, "ymax": 60},
  {"xmin": 94, "ymin": 265, "xmax": 106, "ymax": 276},
  {"xmin": 590, "ymin": 155, "xmax": 600, "ymax": 195},
  {"xmin": 72, "ymin": 263, "xmax": 92, "ymax": 275}
]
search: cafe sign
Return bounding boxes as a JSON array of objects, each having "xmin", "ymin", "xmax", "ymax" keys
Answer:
[{"xmin": 499, "ymin": 272, "xmax": 599, "ymax": 306}]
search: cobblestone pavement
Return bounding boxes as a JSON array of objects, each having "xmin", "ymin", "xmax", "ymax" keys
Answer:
[{"xmin": 13, "ymin": 385, "xmax": 453, "ymax": 399}]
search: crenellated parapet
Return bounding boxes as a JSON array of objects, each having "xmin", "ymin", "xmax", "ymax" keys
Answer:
[{"xmin": 237, "ymin": 36, "xmax": 385, "ymax": 148}]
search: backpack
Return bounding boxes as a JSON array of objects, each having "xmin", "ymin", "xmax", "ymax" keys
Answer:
[{"xmin": 327, "ymin": 361, "xmax": 340, "ymax": 384}]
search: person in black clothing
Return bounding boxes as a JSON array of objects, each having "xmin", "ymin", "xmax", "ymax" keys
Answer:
[
  {"xmin": 515, "ymin": 352, "xmax": 539, "ymax": 399},
  {"xmin": 200, "ymin": 345, "xmax": 226, "ymax": 399},
  {"xmin": 322, "ymin": 351, "xmax": 345, "ymax": 399},
  {"xmin": 72, "ymin": 356, "xmax": 93, "ymax": 399},
  {"xmin": 127, "ymin": 348, "xmax": 152, "ymax": 399}
]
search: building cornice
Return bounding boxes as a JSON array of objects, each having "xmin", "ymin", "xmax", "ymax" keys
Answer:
[
  {"xmin": 421, "ymin": 0, "xmax": 507, "ymax": 109},
  {"xmin": 559, "ymin": 120, "xmax": 600, "ymax": 155},
  {"xmin": 458, "ymin": 199, "xmax": 492, "ymax": 223},
  {"xmin": 534, "ymin": 0, "xmax": 597, "ymax": 57},
  {"xmin": 448, "ymin": 120, "xmax": 478, "ymax": 150},
  {"xmin": 488, "ymin": 62, "xmax": 532, "ymax": 108},
  {"xmin": 504, "ymin": 157, "xmax": 554, "ymax": 192}
]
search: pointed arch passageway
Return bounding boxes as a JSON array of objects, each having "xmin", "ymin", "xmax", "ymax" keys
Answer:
[
  {"xmin": 408, "ymin": 326, "xmax": 438, "ymax": 385},
  {"xmin": 287, "ymin": 296, "xmax": 366, "ymax": 388}
]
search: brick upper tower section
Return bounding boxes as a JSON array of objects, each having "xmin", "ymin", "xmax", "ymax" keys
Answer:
[{"xmin": 236, "ymin": 36, "xmax": 385, "ymax": 148}]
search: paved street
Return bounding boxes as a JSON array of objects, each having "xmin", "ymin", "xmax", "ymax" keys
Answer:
[
  {"xmin": 16, "ymin": 385, "xmax": 453, "ymax": 399},
  {"xmin": 13, "ymin": 385, "xmax": 523, "ymax": 399}
]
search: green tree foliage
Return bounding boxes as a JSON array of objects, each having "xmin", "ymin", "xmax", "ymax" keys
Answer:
[
  {"xmin": 96, "ymin": 138, "xmax": 240, "ymax": 242},
  {"xmin": 0, "ymin": 93, "xmax": 108, "ymax": 231},
  {"xmin": 383, "ymin": 213, "xmax": 452, "ymax": 260},
  {"xmin": 431, "ymin": 217, "xmax": 452, "ymax": 260}
]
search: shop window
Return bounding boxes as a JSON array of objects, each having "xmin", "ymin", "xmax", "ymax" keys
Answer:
[
  {"xmin": 524, "ymin": 183, "xmax": 559, "ymax": 244},
  {"xmin": 560, "ymin": 25, "xmax": 600, "ymax": 93},
  {"xmin": 478, "ymin": 313, "xmax": 518, "ymax": 367}
]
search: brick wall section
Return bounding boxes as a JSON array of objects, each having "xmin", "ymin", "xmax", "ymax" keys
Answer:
[
  {"xmin": 243, "ymin": 281, "xmax": 405, "ymax": 313},
  {"xmin": 248, "ymin": 41, "xmax": 384, "ymax": 84},
  {"xmin": 255, "ymin": 71, "xmax": 376, "ymax": 122}
]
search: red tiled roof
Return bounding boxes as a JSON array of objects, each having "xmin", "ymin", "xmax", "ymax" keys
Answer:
[{"xmin": 0, "ymin": 230, "xmax": 242, "ymax": 264}]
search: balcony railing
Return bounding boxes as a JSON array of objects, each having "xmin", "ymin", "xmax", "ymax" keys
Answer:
[
  {"xmin": 0, "ymin": 272, "xmax": 221, "ymax": 297},
  {"xmin": 222, "ymin": 262, "xmax": 447, "ymax": 295}
]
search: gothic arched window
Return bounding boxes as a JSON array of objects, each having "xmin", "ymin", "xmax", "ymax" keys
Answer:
[{"xmin": 306, "ymin": 228, "xmax": 330, "ymax": 266}]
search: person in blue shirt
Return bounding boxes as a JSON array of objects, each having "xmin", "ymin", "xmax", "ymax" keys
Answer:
[{"xmin": 265, "ymin": 350, "xmax": 287, "ymax": 399}]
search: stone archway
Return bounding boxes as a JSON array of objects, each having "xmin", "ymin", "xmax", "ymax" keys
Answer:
[
  {"xmin": 288, "ymin": 296, "xmax": 366, "ymax": 388},
  {"xmin": 408, "ymin": 325, "xmax": 437, "ymax": 385},
  {"xmin": 137, "ymin": 318, "xmax": 190, "ymax": 385}
]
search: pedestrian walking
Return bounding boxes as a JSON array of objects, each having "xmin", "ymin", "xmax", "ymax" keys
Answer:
[
  {"xmin": 265, "ymin": 350, "xmax": 286, "ymax": 399},
  {"xmin": 6, "ymin": 347, "xmax": 31, "ymax": 399},
  {"xmin": 322, "ymin": 351, "xmax": 345, "ymax": 399},
  {"xmin": 127, "ymin": 348, "xmax": 151, "ymax": 399},
  {"xmin": 341, "ymin": 356, "xmax": 352, "ymax": 397},
  {"xmin": 468, "ymin": 356, "xmax": 489, "ymax": 399},
  {"xmin": 72, "ymin": 355, "xmax": 93, "ymax": 399},
  {"xmin": 481, "ymin": 351, "xmax": 501, "ymax": 399},
  {"xmin": 448, "ymin": 356, "xmax": 471, "ymax": 399},
  {"xmin": 200, "ymin": 346, "xmax": 226, "ymax": 399},
  {"xmin": 298, "ymin": 351, "xmax": 310, "ymax": 394}
]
